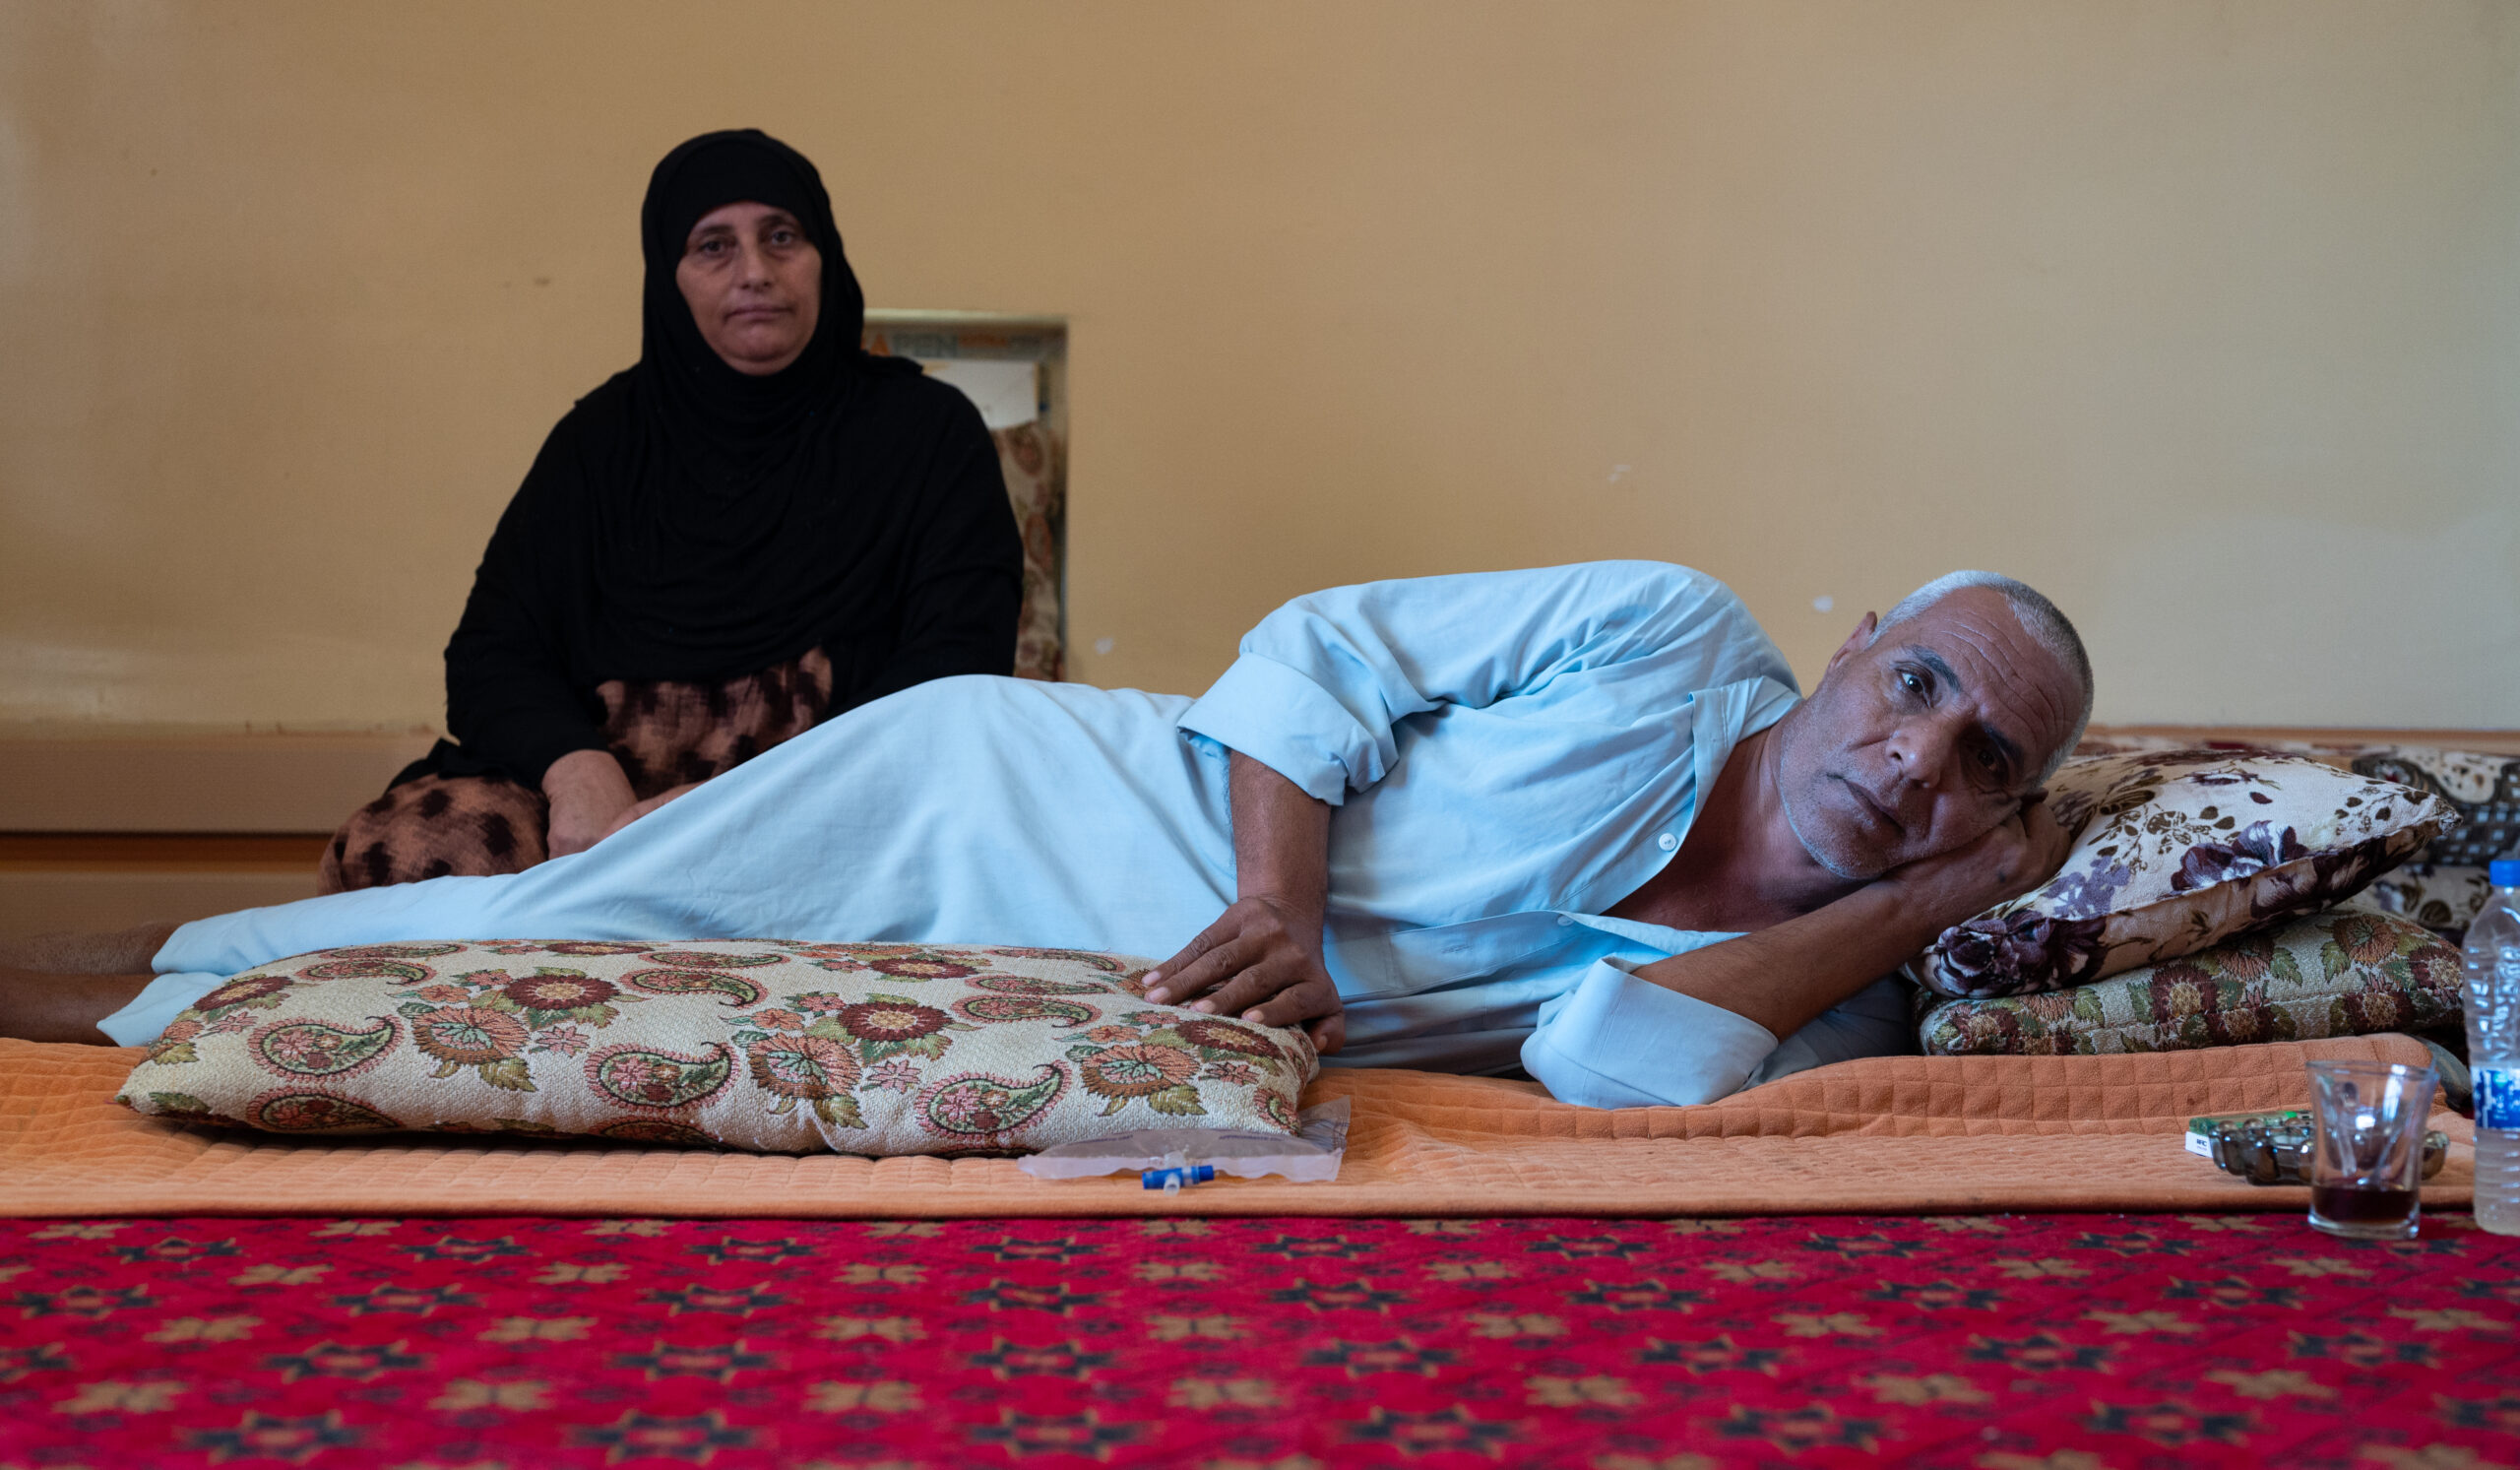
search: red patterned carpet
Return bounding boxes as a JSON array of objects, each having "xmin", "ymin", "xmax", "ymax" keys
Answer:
[{"xmin": 2, "ymin": 1211, "xmax": 2513, "ymax": 1467}]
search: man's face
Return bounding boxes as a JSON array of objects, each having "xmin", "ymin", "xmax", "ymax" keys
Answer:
[{"xmin": 1774, "ymin": 586, "xmax": 2080, "ymax": 880}]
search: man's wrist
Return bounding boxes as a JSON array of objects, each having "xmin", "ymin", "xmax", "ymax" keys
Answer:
[
  {"xmin": 1237, "ymin": 887, "xmax": 1325, "ymax": 923},
  {"xmin": 1848, "ymin": 878, "xmax": 1970, "ymax": 957},
  {"xmin": 1233, "ymin": 888, "xmax": 1328, "ymax": 954}
]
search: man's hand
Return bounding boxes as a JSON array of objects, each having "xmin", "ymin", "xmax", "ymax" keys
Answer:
[
  {"xmin": 1874, "ymin": 795, "xmax": 2073, "ymax": 929},
  {"xmin": 542, "ymin": 749, "xmax": 637, "ymax": 858},
  {"xmin": 1146, "ymin": 895, "xmax": 1345, "ymax": 1053},
  {"xmin": 1145, "ymin": 753, "xmax": 1347, "ymax": 1055}
]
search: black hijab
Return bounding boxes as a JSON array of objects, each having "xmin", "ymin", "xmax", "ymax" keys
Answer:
[
  {"xmin": 434, "ymin": 129, "xmax": 1021, "ymax": 787},
  {"xmin": 632, "ymin": 129, "xmax": 872, "ymax": 491},
  {"xmin": 595, "ymin": 128, "xmax": 921, "ymax": 666}
]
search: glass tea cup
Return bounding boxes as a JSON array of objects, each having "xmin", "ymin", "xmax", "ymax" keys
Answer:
[{"xmin": 2304, "ymin": 1059, "xmax": 2440, "ymax": 1241}]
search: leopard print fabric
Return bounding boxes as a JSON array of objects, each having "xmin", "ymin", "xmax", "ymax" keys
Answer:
[{"xmin": 319, "ymin": 649, "xmax": 836, "ymax": 893}]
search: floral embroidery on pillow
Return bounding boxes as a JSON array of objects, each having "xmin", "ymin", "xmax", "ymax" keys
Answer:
[
  {"xmin": 1915, "ymin": 750, "xmax": 2454, "ymax": 998},
  {"xmin": 116, "ymin": 941, "xmax": 1316, "ymax": 1155},
  {"xmin": 1921, "ymin": 906, "xmax": 2462, "ymax": 1055},
  {"xmin": 2072, "ymin": 736, "xmax": 2516, "ymax": 937}
]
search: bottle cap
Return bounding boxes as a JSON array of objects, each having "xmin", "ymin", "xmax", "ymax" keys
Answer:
[{"xmin": 2494, "ymin": 857, "xmax": 2520, "ymax": 887}]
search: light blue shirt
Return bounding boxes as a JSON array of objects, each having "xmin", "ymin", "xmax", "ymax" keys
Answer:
[{"xmin": 108, "ymin": 562, "xmax": 1910, "ymax": 1105}]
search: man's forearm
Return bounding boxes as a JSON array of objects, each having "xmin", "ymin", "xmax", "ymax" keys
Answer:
[
  {"xmin": 1143, "ymin": 752, "xmax": 1344, "ymax": 1045},
  {"xmin": 1228, "ymin": 752, "xmax": 1332, "ymax": 924},
  {"xmin": 1630, "ymin": 884, "xmax": 1948, "ymax": 1040},
  {"xmin": 1633, "ymin": 796, "xmax": 2070, "ymax": 1043}
]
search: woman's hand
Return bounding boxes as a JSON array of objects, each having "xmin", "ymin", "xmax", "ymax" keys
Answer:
[
  {"xmin": 541, "ymin": 749, "xmax": 638, "ymax": 858},
  {"xmin": 596, "ymin": 783, "xmax": 701, "ymax": 845},
  {"xmin": 1145, "ymin": 895, "xmax": 1346, "ymax": 1054}
]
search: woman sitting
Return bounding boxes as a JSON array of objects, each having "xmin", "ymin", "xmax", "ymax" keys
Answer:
[{"xmin": 323, "ymin": 128, "xmax": 1023, "ymax": 892}]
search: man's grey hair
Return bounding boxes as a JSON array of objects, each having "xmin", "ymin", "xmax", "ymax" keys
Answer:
[{"xmin": 1872, "ymin": 570, "xmax": 2094, "ymax": 786}]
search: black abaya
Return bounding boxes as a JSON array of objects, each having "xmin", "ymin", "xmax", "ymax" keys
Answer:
[{"xmin": 425, "ymin": 129, "xmax": 1022, "ymax": 787}]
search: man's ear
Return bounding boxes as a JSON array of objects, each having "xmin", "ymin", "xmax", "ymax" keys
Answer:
[{"xmin": 1819, "ymin": 612, "xmax": 1879, "ymax": 683}]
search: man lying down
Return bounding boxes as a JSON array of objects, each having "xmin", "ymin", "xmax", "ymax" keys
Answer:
[{"xmin": 0, "ymin": 561, "xmax": 2091, "ymax": 1109}]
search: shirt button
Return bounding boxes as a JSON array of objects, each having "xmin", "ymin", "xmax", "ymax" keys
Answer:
[
  {"xmin": 1657, "ymin": 832, "xmax": 1678, "ymax": 852},
  {"xmin": 1556, "ymin": 915, "xmax": 1574, "ymax": 927}
]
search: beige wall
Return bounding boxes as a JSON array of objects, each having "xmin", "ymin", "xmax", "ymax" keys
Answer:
[{"xmin": 3, "ymin": 0, "xmax": 2514, "ymax": 733}]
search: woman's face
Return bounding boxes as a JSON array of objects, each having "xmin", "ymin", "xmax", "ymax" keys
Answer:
[{"xmin": 675, "ymin": 201, "xmax": 823, "ymax": 375}]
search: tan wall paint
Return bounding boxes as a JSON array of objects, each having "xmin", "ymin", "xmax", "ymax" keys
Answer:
[{"xmin": 3, "ymin": 0, "xmax": 2514, "ymax": 733}]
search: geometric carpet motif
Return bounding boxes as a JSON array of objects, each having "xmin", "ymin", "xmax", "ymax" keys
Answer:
[{"xmin": 2, "ymin": 1211, "xmax": 2511, "ymax": 1467}]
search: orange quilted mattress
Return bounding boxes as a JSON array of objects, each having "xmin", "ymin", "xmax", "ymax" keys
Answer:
[{"xmin": 0, "ymin": 1034, "xmax": 2474, "ymax": 1218}]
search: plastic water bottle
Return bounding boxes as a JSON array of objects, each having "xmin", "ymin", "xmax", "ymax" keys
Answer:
[{"xmin": 2466, "ymin": 858, "xmax": 2520, "ymax": 1236}]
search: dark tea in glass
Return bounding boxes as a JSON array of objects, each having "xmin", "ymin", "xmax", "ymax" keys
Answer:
[
  {"xmin": 2309, "ymin": 1184, "xmax": 2419, "ymax": 1232},
  {"xmin": 2304, "ymin": 1060, "xmax": 2437, "ymax": 1242}
]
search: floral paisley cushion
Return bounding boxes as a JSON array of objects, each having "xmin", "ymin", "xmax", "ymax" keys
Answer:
[
  {"xmin": 114, "ymin": 941, "xmax": 1317, "ymax": 1154},
  {"xmin": 1911, "ymin": 749, "xmax": 2456, "ymax": 999},
  {"xmin": 1919, "ymin": 906, "xmax": 2463, "ymax": 1056}
]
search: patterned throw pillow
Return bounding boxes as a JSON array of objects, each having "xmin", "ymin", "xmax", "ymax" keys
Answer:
[
  {"xmin": 2066, "ymin": 740, "xmax": 2520, "ymax": 882},
  {"xmin": 1912, "ymin": 749, "xmax": 2456, "ymax": 999},
  {"xmin": 2346, "ymin": 746, "xmax": 2520, "ymax": 868},
  {"xmin": 2362, "ymin": 861, "xmax": 2498, "ymax": 940},
  {"xmin": 115, "ymin": 941, "xmax": 1316, "ymax": 1154},
  {"xmin": 2344, "ymin": 747, "xmax": 2515, "ymax": 940},
  {"xmin": 1920, "ymin": 907, "xmax": 2463, "ymax": 1056}
]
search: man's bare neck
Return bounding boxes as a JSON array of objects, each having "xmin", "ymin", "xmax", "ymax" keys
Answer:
[{"xmin": 1604, "ymin": 721, "xmax": 1860, "ymax": 933}]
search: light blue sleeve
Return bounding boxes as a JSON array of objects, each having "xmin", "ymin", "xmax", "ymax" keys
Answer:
[
  {"xmin": 1519, "ymin": 959, "xmax": 1782, "ymax": 1108},
  {"xmin": 1177, "ymin": 561, "xmax": 1775, "ymax": 803}
]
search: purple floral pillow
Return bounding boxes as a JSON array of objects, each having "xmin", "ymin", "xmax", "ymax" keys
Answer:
[
  {"xmin": 115, "ymin": 941, "xmax": 1316, "ymax": 1153},
  {"xmin": 1910, "ymin": 750, "xmax": 2456, "ymax": 999}
]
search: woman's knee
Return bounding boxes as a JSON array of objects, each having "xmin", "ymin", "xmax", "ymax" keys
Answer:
[{"xmin": 320, "ymin": 776, "xmax": 549, "ymax": 894}]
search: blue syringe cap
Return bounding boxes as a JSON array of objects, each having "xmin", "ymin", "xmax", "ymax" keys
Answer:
[{"xmin": 2492, "ymin": 857, "xmax": 2520, "ymax": 887}]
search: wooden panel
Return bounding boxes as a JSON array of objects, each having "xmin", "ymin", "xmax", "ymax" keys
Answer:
[
  {"xmin": 0, "ymin": 732, "xmax": 434, "ymax": 833},
  {"xmin": 0, "ymin": 724, "xmax": 2504, "ymax": 943},
  {"xmin": 2084, "ymin": 725, "xmax": 2520, "ymax": 755},
  {"xmin": 0, "ymin": 832, "xmax": 329, "ymax": 941},
  {"xmin": 0, "ymin": 870, "xmax": 321, "ymax": 942},
  {"xmin": 0, "ymin": 834, "xmax": 332, "ymax": 870},
  {"xmin": 0, "ymin": 725, "xmax": 2509, "ymax": 838}
]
